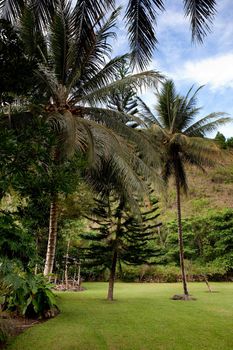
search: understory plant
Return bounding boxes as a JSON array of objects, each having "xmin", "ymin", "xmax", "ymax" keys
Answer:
[{"xmin": 1, "ymin": 270, "xmax": 58, "ymax": 318}]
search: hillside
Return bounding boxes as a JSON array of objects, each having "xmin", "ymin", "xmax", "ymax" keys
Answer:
[{"xmin": 159, "ymin": 151, "xmax": 233, "ymax": 222}]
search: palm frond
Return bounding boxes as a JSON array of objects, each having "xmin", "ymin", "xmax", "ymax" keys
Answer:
[
  {"xmin": 50, "ymin": 0, "xmax": 73, "ymax": 84},
  {"xmin": 35, "ymin": 64, "xmax": 59, "ymax": 99},
  {"xmin": 47, "ymin": 109, "xmax": 76, "ymax": 160},
  {"xmin": 173, "ymin": 85, "xmax": 204, "ymax": 131},
  {"xmin": 73, "ymin": 0, "xmax": 115, "ymax": 25},
  {"xmin": 30, "ymin": 0, "xmax": 57, "ymax": 26},
  {"xmin": 68, "ymin": 53, "xmax": 127, "ymax": 101},
  {"xmin": 75, "ymin": 117, "xmax": 95, "ymax": 159},
  {"xmin": 184, "ymin": 113, "xmax": 231, "ymax": 136},
  {"xmin": 68, "ymin": 7, "xmax": 120, "ymax": 93},
  {"xmin": 83, "ymin": 125, "xmax": 158, "ymax": 211},
  {"xmin": 183, "ymin": 135, "xmax": 222, "ymax": 167},
  {"xmin": 75, "ymin": 106, "xmax": 145, "ymax": 128},
  {"xmin": 73, "ymin": 106, "xmax": 162, "ymax": 170},
  {"xmin": 184, "ymin": 0, "xmax": 217, "ymax": 43},
  {"xmin": 155, "ymin": 79, "xmax": 177, "ymax": 130},
  {"xmin": 82, "ymin": 7, "xmax": 120, "ymax": 67},
  {"xmin": 0, "ymin": 0, "xmax": 57, "ymax": 26},
  {"xmin": 137, "ymin": 96, "xmax": 162, "ymax": 127},
  {"xmin": 0, "ymin": 0, "xmax": 25, "ymax": 22},
  {"xmin": 74, "ymin": 70, "xmax": 163, "ymax": 105},
  {"xmin": 71, "ymin": 0, "xmax": 115, "ymax": 68},
  {"xmin": 19, "ymin": 4, "xmax": 48, "ymax": 60},
  {"xmin": 125, "ymin": 0, "xmax": 164, "ymax": 69}
]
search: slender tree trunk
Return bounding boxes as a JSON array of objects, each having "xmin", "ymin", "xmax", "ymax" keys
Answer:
[
  {"xmin": 175, "ymin": 173, "xmax": 189, "ymax": 297},
  {"xmin": 203, "ymin": 274, "xmax": 212, "ymax": 292},
  {"xmin": 43, "ymin": 196, "xmax": 59, "ymax": 276},
  {"xmin": 34, "ymin": 235, "xmax": 39, "ymax": 275},
  {"xmin": 77, "ymin": 262, "xmax": 81, "ymax": 288},
  {"xmin": 107, "ymin": 250, "xmax": 117, "ymax": 301},
  {"xmin": 65, "ymin": 239, "xmax": 70, "ymax": 289},
  {"xmin": 107, "ymin": 197, "xmax": 123, "ymax": 301}
]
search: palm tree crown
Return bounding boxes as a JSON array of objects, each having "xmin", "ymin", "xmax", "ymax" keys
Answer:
[{"xmin": 138, "ymin": 79, "xmax": 230, "ymax": 190}]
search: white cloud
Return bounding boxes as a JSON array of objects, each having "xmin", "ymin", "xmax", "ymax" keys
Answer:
[
  {"xmin": 157, "ymin": 9, "xmax": 188, "ymax": 34},
  {"xmin": 172, "ymin": 53, "xmax": 233, "ymax": 90}
]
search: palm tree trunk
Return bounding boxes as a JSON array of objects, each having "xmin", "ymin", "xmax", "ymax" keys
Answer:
[
  {"xmin": 43, "ymin": 195, "xmax": 59, "ymax": 276},
  {"xmin": 107, "ymin": 250, "xmax": 117, "ymax": 301},
  {"xmin": 175, "ymin": 173, "xmax": 189, "ymax": 297}
]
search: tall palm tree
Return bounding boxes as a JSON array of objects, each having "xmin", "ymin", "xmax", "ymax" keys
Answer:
[
  {"xmin": 6, "ymin": 2, "xmax": 162, "ymax": 276},
  {"xmin": 137, "ymin": 79, "xmax": 230, "ymax": 298},
  {"xmin": 0, "ymin": 0, "xmax": 218, "ymax": 69}
]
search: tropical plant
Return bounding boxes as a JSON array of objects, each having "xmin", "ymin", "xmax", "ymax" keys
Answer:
[
  {"xmin": 137, "ymin": 79, "xmax": 230, "ymax": 298},
  {"xmin": 0, "ymin": 0, "xmax": 218, "ymax": 69},
  {"xmin": 1, "ymin": 271, "xmax": 59, "ymax": 318}
]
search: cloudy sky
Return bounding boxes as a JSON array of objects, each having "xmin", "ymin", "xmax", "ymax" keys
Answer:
[{"xmin": 113, "ymin": 0, "xmax": 233, "ymax": 138}]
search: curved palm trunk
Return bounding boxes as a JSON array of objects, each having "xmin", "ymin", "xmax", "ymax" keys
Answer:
[
  {"xmin": 107, "ymin": 249, "xmax": 117, "ymax": 301},
  {"xmin": 43, "ymin": 195, "xmax": 59, "ymax": 276},
  {"xmin": 174, "ymin": 172, "xmax": 189, "ymax": 297}
]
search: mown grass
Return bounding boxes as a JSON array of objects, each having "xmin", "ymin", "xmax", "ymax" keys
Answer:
[{"xmin": 7, "ymin": 282, "xmax": 233, "ymax": 350}]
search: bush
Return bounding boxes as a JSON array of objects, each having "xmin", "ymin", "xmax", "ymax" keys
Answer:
[
  {"xmin": 1, "ymin": 273, "xmax": 59, "ymax": 319},
  {"xmin": 119, "ymin": 264, "xmax": 181, "ymax": 283},
  {"xmin": 119, "ymin": 262, "xmax": 229, "ymax": 283}
]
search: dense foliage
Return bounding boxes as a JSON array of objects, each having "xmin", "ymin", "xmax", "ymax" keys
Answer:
[
  {"xmin": 0, "ymin": 19, "xmax": 35, "ymax": 104},
  {"xmin": 1, "ymin": 267, "xmax": 58, "ymax": 318},
  {"xmin": 215, "ymin": 132, "xmax": 233, "ymax": 149}
]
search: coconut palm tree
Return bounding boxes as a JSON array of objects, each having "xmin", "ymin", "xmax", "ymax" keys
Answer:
[
  {"xmin": 137, "ymin": 79, "xmax": 230, "ymax": 298},
  {"xmin": 0, "ymin": 0, "xmax": 218, "ymax": 69},
  {"xmin": 6, "ymin": 2, "xmax": 162, "ymax": 276}
]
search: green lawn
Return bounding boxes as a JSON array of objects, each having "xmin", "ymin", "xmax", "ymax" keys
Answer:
[{"xmin": 7, "ymin": 282, "xmax": 233, "ymax": 350}]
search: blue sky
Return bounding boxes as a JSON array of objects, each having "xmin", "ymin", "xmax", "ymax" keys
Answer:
[{"xmin": 113, "ymin": 0, "xmax": 233, "ymax": 138}]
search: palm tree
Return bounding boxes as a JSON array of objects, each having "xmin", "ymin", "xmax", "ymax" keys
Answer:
[
  {"xmin": 6, "ymin": 2, "xmax": 162, "ymax": 276},
  {"xmin": 137, "ymin": 79, "xmax": 230, "ymax": 298},
  {"xmin": 0, "ymin": 0, "xmax": 218, "ymax": 69}
]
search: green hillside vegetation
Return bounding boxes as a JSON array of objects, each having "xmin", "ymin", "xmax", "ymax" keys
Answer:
[{"xmin": 160, "ymin": 152, "xmax": 233, "ymax": 222}]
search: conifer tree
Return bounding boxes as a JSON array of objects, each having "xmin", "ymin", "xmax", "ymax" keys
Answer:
[{"xmin": 81, "ymin": 193, "xmax": 161, "ymax": 300}]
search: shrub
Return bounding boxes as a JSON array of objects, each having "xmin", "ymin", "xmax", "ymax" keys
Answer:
[
  {"xmin": 1, "ymin": 273, "xmax": 59, "ymax": 319},
  {"xmin": 119, "ymin": 264, "xmax": 181, "ymax": 283}
]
